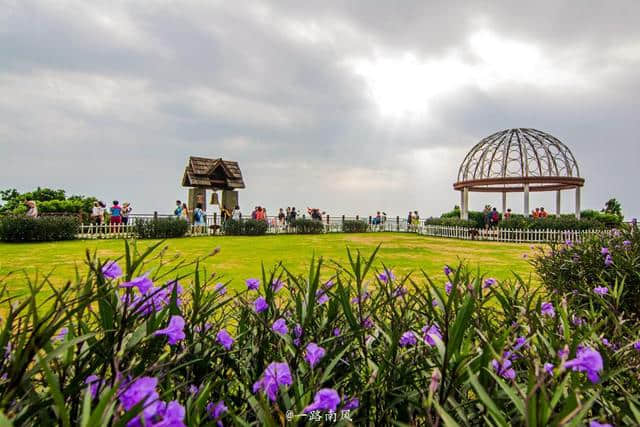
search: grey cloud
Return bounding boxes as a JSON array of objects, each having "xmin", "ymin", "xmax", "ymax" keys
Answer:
[{"xmin": 1, "ymin": 0, "xmax": 639, "ymax": 217}]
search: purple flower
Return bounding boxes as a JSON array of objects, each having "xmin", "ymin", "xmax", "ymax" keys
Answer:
[
  {"xmin": 399, "ymin": 331, "xmax": 417, "ymax": 347},
  {"xmin": 601, "ymin": 247, "xmax": 610, "ymax": 256},
  {"xmin": 333, "ymin": 327, "xmax": 341, "ymax": 337},
  {"xmin": 120, "ymin": 274, "xmax": 154, "ymax": 295},
  {"xmin": 483, "ymin": 278, "xmax": 496, "ymax": 289},
  {"xmin": 422, "ymin": 324, "xmax": 442, "ymax": 346},
  {"xmin": 541, "ymin": 302, "xmax": 555, "ymax": 318},
  {"xmin": 154, "ymin": 400, "xmax": 186, "ymax": 427},
  {"xmin": 378, "ymin": 270, "xmax": 395, "ymax": 283},
  {"xmin": 362, "ymin": 317, "xmax": 374, "ymax": 329},
  {"xmin": 445, "ymin": 282, "xmax": 453, "ymax": 295},
  {"xmin": 54, "ymin": 327, "xmax": 68, "ymax": 342},
  {"xmin": 246, "ymin": 278, "xmax": 260, "ymax": 291},
  {"xmin": 392, "ymin": 286, "xmax": 408, "ymax": 298},
  {"xmin": 324, "ymin": 279, "xmax": 335, "ymax": 289},
  {"xmin": 254, "ymin": 296, "xmax": 268, "ymax": 313},
  {"xmin": 432, "ymin": 299, "xmax": 439, "ymax": 307},
  {"xmin": 207, "ymin": 400, "xmax": 227, "ymax": 423},
  {"xmin": 491, "ymin": 354, "xmax": 516, "ymax": 380},
  {"xmin": 305, "ymin": 342, "xmax": 326, "ymax": 368},
  {"xmin": 271, "ymin": 279, "xmax": 284, "ymax": 293},
  {"xmin": 154, "ymin": 315, "xmax": 186, "ymax": 345},
  {"xmin": 594, "ymin": 286, "xmax": 608, "ymax": 295},
  {"xmin": 565, "ymin": 239, "xmax": 573, "ymax": 247},
  {"xmin": 293, "ymin": 324, "xmax": 303, "ymax": 338},
  {"xmin": 572, "ymin": 315, "xmax": 584, "ymax": 326},
  {"xmin": 558, "ymin": 347, "xmax": 569, "ymax": 359},
  {"xmin": 119, "ymin": 376, "xmax": 160, "ymax": 422},
  {"xmin": 604, "ymin": 254, "xmax": 613, "ymax": 267},
  {"xmin": 271, "ymin": 318, "xmax": 288, "ymax": 335},
  {"xmin": 444, "ymin": 265, "xmax": 452, "ymax": 276},
  {"xmin": 85, "ymin": 375, "xmax": 102, "ymax": 398},
  {"xmin": 564, "ymin": 347, "xmax": 603, "ymax": 383},
  {"xmin": 351, "ymin": 291, "xmax": 371, "ymax": 304},
  {"xmin": 342, "ymin": 397, "xmax": 359, "ymax": 410},
  {"xmin": 544, "ymin": 363, "xmax": 554, "ymax": 375},
  {"xmin": 513, "ymin": 336, "xmax": 528, "ymax": 351},
  {"xmin": 214, "ymin": 283, "xmax": 226, "ymax": 295},
  {"xmin": 252, "ymin": 362, "xmax": 292, "ymax": 401},
  {"xmin": 589, "ymin": 421, "xmax": 613, "ymax": 427},
  {"xmin": 601, "ymin": 338, "xmax": 612, "ymax": 347},
  {"xmin": 316, "ymin": 290, "xmax": 329, "ymax": 305},
  {"xmin": 216, "ymin": 329, "xmax": 234, "ymax": 350},
  {"xmin": 102, "ymin": 261, "xmax": 123, "ymax": 279},
  {"xmin": 634, "ymin": 341, "xmax": 640, "ymax": 351},
  {"xmin": 188, "ymin": 385, "xmax": 201, "ymax": 395},
  {"xmin": 623, "ymin": 240, "xmax": 631, "ymax": 247},
  {"xmin": 303, "ymin": 388, "xmax": 341, "ymax": 413}
]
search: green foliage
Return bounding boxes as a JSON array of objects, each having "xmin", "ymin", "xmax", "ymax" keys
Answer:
[
  {"xmin": 438, "ymin": 206, "xmax": 619, "ymax": 230},
  {"xmin": 133, "ymin": 218, "xmax": 190, "ymax": 239},
  {"xmin": 222, "ymin": 219, "xmax": 268, "ymax": 235},
  {"xmin": 0, "ymin": 242, "xmax": 638, "ymax": 426},
  {"xmin": 0, "ymin": 215, "xmax": 80, "ymax": 242},
  {"xmin": 342, "ymin": 220, "xmax": 369, "ymax": 233},
  {"xmin": 0, "ymin": 187, "xmax": 96, "ymax": 217},
  {"xmin": 602, "ymin": 198, "xmax": 623, "ymax": 217},
  {"xmin": 291, "ymin": 218, "xmax": 325, "ymax": 234},
  {"xmin": 532, "ymin": 225, "xmax": 640, "ymax": 316},
  {"xmin": 424, "ymin": 217, "xmax": 477, "ymax": 227}
]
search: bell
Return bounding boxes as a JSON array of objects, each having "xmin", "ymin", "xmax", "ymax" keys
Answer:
[{"xmin": 211, "ymin": 192, "xmax": 219, "ymax": 205}]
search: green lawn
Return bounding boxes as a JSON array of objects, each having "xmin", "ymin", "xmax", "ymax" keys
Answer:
[{"xmin": 0, "ymin": 233, "xmax": 536, "ymax": 296}]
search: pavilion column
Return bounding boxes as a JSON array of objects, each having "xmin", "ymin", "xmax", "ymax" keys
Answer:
[
  {"xmin": 575, "ymin": 187, "xmax": 581, "ymax": 219},
  {"xmin": 461, "ymin": 188, "xmax": 469, "ymax": 220},
  {"xmin": 502, "ymin": 192, "xmax": 507, "ymax": 215},
  {"xmin": 556, "ymin": 190, "xmax": 561, "ymax": 217},
  {"xmin": 523, "ymin": 184, "xmax": 530, "ymax": 216}
]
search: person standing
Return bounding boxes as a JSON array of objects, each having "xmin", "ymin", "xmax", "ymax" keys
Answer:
[
  {"xmin": 278, "ymin": 208, "xmax": 286, "ymax": 227},
  {"xmin": 174, "ymin": 200, "xmax": 183, "ymax": 217},
  {"xmin": 193, "ymin": 203, "xmax": 206, "ymax": 233},
  {"xmin": 180, "ymin": 203, "xmax": 190, "ymax": 223},
  {"xmin": 121, "ymin": 202, "xmax": 132, "ymax": 225},
  {"xmin": 25, "ymin": 200, "xmax": 38, "ymax": 218},
  {"xmin": 232, "ymin": 205, "xmax": 241, "ymax": 221},
  {"xmin": 91, "ymin": 201, "xmax": 102, "ymax": 224}
]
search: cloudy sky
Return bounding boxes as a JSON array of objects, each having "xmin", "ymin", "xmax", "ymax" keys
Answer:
[{"xmin": 2, "ymin": 1, "xmax": 639, "ymax": 218}]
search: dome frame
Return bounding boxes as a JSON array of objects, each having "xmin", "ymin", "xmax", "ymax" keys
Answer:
[{"xmin": 453, "ymin": 128, "xmax": 585, "ymax": 220}]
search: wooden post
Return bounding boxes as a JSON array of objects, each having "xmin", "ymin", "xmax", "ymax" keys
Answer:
[
  {"xmin": 396, "ymin": 216, "xmax": 399, "ymax": 231},
  {"xmin": 213, "ymin": 212, "xmax": 217, "ymax": 225},
  {"xmin": 556, "ymin": 190, "xmax": 561, "ymax": 217},
  {"xmin": 575, "ymin": 187, "xmax": 581, "ymax": 219}
]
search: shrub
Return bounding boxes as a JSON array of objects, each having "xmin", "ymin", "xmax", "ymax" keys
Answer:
[
  {"xmin": 291, "ymin": 218, "xmax": 325, "ymax": 234},
  {"xmin": 424, "ymin": 217, "xmax": 477, "ymax": 228},
  {"xmin": 1, "ymin": 242, "xmax": 639, "ymax": 426},
  {"xmin": 0, "ymin": 215, "xmax": 79, "ymax": 242},
  {"xmin": 222, "ymin": 219, "xmax": 268, "ymax": 235},
  {"xmin": 532, "ymin": 224, "xmax": 640, "ymax": 316},
  {"xmin": 133, "ymin": 217, "xmax": 189, "ymax": 239},
  {"xmin": 342, "ymin": 220, "xmax": 369, "ymax": 233}
]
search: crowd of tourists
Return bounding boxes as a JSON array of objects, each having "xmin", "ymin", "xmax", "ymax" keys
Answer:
[{"xmin": 91, "ymin": 201, "xmax": 132, "ymax": 225}]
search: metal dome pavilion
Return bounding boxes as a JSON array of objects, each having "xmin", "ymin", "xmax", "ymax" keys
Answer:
[{"xmin": 453, "ymin": 128, "xmax": 585, "ymax": 219}]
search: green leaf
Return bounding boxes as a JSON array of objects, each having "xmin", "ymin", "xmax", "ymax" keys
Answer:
[{"xmin": 467, "ymin": 368, "xmax": 508, "ymax": 427}]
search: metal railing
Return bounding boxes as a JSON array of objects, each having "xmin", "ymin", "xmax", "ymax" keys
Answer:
[{"xmin": 76, "ymin": 214, "xmax": 609, "ymax": 243}]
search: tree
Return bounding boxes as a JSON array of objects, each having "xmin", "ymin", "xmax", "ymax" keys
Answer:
[{"xmin": 602, "ymin": 198, "xmax": 623, "ymax": 217}]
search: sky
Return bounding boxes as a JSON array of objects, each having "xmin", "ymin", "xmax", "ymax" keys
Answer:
[{"xmin": 1, "ymin": 1, "xmax": 639, "ymax": 218}]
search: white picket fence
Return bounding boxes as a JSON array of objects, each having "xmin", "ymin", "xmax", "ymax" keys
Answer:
[
  {"xmin": 77, "ymin": 220, "xmax": 604, "ymax": 244},
  {"xmin": 417, "ymin": 225, "xmax": 601, "ymax": 243}
]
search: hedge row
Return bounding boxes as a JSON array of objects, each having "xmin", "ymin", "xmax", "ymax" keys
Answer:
[
  {"xmin": 342, "ymin": 220, "xmax": 369, "ymax": 233},
  {"xmin": 0, "ymin": 216, "xmax": 80, "ymax": 242},
  {"xmin": 222, "ymin": 219, "xmax": 268, "ymax": 235},
  {"xmin": 133, "ymin": 218, "xmax": 191, "ymax": 239}
]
